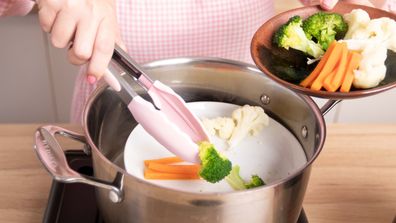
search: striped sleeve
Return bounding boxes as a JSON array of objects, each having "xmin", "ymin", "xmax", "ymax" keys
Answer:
[{"xmin": 0, "ymin": 0, "xmax": 35, "ymax": 16}]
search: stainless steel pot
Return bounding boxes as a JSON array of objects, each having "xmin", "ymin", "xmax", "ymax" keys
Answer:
[{"xmin": 34, "ymin": 58, "xmax": 326, "ymax": 223}]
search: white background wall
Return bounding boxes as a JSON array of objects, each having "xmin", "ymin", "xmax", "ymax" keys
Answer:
[{"xmin": 0, "ymin": 5, "xmax": 395, "ymax": 124}]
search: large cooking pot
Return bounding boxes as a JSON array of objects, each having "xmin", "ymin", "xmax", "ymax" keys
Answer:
[{"xmin": 34, "ymin": 58, "xmax": 327, "ymax": 223}]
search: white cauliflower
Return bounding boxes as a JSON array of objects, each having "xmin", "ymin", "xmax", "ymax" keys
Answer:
[
  {"xmin": 228, "ymin": 105, "xmax": 269, "ymax": 148},
  {"xmin": 202, "ymin": 117, "xmax": 235, "ymax": 140},
  {"xmin": 341, "ymin": 9, "xmax": 396, "ymax": 89},
  {"xmin": 353, "ymin": 44, "xmax": 387, "ymax": 88},
  {"xmin": 344, "ymin": 9, "xmax": 370, "ymax": 39}
]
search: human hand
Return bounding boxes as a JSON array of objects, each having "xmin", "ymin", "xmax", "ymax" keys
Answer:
[
  {"xmin": 36, "ymin": 0, "xmax": 125, "ymax": 83},
  {"xmin": 322, "ymin": 0, "xmax": 375, "ymax": 10},
  {"xmin": 300, "ymin": 0, "xmax": 375, "ymax": 10}
]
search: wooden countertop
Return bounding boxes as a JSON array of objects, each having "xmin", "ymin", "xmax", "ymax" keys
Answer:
[{"xmin": 0, "ymin": 124, "xmax": 395, "ymax": 223}]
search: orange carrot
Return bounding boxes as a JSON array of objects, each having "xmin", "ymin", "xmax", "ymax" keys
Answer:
[
  {"xmin": 300, "ymin": 41, "xmax": 337, "ymax": 87},
  {"xmin": 328, "ymin": 42, "xmax": 348, "ymax": 91},
  {"xmin": 147, "ymin": 162, "xmax": 201, "ymax": 174},
  {"xmin": 144, "ymin": 156, "xmax": 184, "ymax": 167},
  {"xmin": 322, "ymin": 69, "xmax": 338, "ymax": 92},
  {"xmin": 340, "ymin": 52, "xmax": 362, "ymax": 93},
  {"xmin": 322, "ymin": 43, "xmax": 348, "ymax": 92},
  {"xmin": 144, "ymin": 169, "xmax": 200, "ymax": 180},
  {"xmin": 310, "ymin": 42, "xmax": 345, "ymax": 91}
]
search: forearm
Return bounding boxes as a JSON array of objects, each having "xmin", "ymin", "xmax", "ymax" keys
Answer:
[{"xmin": 0, "ymin": 0, "xmax": 35, "ymax": 16}]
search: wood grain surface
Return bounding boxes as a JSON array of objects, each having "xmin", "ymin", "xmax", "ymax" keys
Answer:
[{"xmin": 0, "ymin": 124, "xmax": 395, "ymax": 223}]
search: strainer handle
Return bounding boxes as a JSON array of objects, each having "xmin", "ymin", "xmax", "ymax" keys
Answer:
[
  {"xmin": 34, "ymin": 126, "xmax": 123, "ymax": 203},
  {"xmin": 320, "ymin": 99, "xmax": 342, "ymax": 116}
]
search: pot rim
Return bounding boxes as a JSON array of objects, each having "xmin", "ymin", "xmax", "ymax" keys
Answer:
[{"xmin": 83, "ymin": 57, "xmax": 326, "ymax": 196}]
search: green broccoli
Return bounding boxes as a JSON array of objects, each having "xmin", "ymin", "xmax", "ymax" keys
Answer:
[
  {"xmin": 273, "ymin": 15, "xmax": 324, "ymax": 58},
  {"xmin": 302, "ymin": 12, "xmax": 348, "ymax": 50},
  {"xmin": 198, "ymin": 141, "xmax": 232, "ymax": 183},
  {"xmin": 225, "ymin": 165, "xmax": 265, "ymax": 190}
]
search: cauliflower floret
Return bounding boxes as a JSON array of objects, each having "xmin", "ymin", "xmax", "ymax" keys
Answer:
[
  {"xmin": 344, "ymin": 9, "xmax": 371, "ymax": 39},
  {"xmin": 353, "ymin": 43, "xmax": 387, "ymax": 88},
  {"xmin": 228, "ymin": 105, "xmax": 269, "ymax": 148},
  {"xmin": 202, "ymin": 117, "xmax": 236, "ymax": 140},
  {"xmin": 365, "ymin": 18, "xmax": 396, "ymax": 42},
  {"xmin": 202, "ymin": 118, "xmax": 217, "ymax": 136},
  {"xmin": 342, "ymin": 9, "xmax": 396, "ymax": 89},
  {"xmin": 340, "ymin": 39, "xmax": 372, "ymax": 51},
  {"xmin": 343, "ymin": 10, "xmax": 396, "ymax": 50}
]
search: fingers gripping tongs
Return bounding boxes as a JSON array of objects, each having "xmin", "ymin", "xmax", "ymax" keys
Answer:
[{"xmin": 104, "ymin": 45, "xmax": 209, "ymax": 163}]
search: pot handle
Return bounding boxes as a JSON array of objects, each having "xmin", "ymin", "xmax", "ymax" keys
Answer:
[
  {"xmin": 34, "ymin": 126, "xmax": 123, "ymax": 203},
  {"xmin": 320, "ymin": 99, "xmax": 342, "ymax": 116}
]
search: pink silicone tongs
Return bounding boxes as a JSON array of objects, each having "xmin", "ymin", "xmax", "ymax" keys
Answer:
[{"xmin": 104, "ymin": 45, "xmax": 209, "ymax": 163}]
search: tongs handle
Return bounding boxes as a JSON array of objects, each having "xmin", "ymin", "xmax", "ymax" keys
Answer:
[{"xmin": 112, "ymin": 45, "xmax": 153, "ymax": 90}]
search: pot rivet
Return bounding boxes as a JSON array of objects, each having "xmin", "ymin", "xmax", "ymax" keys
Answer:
[
  {"xmin": 260, "ymin": 94, "xmax": 270, "ymax": 105},
  {"xmin": 301, "ymin": 126, "xmax": 308, "ymax": 138},
  {"xmin": 109, "ymin": 190, "xmax": 121, "ymax": 203}
]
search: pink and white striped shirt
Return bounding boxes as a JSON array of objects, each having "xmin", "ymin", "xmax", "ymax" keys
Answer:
[
  {"xmin": 71, "ymin": 0, "xmax": 275, "ymax": 123},
  {"xmin": 1, "ymin": 0, "xmax": 395, "ymax": 123}
]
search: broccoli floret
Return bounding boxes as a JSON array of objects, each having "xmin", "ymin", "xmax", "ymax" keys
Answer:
[
  {"xmin": 225, "ymin": 165, "xmax": 265, "ymax": 190},
  {"xmin": 245, "ymin": 175, "xmax": 265, "ymax": 189},
  {"xmin": 302, "ymin": 12, "xmax": 348, "ymax": 50},
  {"xmin": 198, "ymin": 141, "xmax": 232, "ymax": 183},
  {"xmin": 273, "ymin": 15, "xmax": 324, "ymax": 58}
]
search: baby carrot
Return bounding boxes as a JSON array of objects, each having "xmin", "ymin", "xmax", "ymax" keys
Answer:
[
  {"xmin": 340, "ymin": 52, "xmax": 362, "ymax": 93},
  {"xmin": 300, "ymin": 40, "xmax": 337, "ymax": 88},
  {"xmin": 144, "ymin": 169, "xmax": 200, "ymax": 180},
  {"xmin": 310, "ymin": 42, "xmax": 344, "ymax": 91},
  {"xmin": 329, "ymin": 42, "xmax": 348, "ymax": 91},
  {"xmin": 322, "ymin": 69, "xmax": 338, "ymax": 92},
  {"xmin": 147, "ymin": 162, "xmax": 201, "ymax": 174},
  {"xmin": 144, "ymin": 156, "xmax": 184, "ymax": 167}
]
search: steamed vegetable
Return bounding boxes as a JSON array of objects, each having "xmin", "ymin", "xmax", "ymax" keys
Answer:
[
  {"xmin": 341, "ymin": 9, "xmax": 396, "ymax": 89},
  {"xmin": 352, "ymin": 44, "xmax": 387, "ymax": 89},
  {"xmin": 202, "ymin": 105, "xmax": 269, "ymax": 148},
  {"xmin": 343, "ymin": 9, "xmax": 371, "ymax": 39},
  {"xmin": 228, "ymin": 105, "xmax": 269, "ymax": 148},
  {"xmin": 143, "ymin": 156, "xmax": 200, "ymax": 180},
  {"xmin": 198, "ymin": 142, "xmax": 232, "ymax": 183},
  {"xmin": 340, "ymin": 52, "xmax": 363, "ymax": 92},
  {"xmin": 147, "ymin": 162, "xmax": 200, "ymax": 174},
  {"xmin": 202, "ymin": 117, "xmax": 235, "ymax": 139},
  {"xmin": 144, "ymin": 169, "xmax": 200, "ymax": 180},
  {"xmin": 325, "ymin": 42, "xmax": 348, "ymax": 91},
  {"xmin": 300, "ymin": 41, "xmax": 362, "ymax": 92},
  {"xmin": 300, "ymin": 41, "xmax": 337, "ymax": 87},
  {"xmin": 310, "ymin": 41, "xmax": 346, "ymax": 91},
  {"xmin": 302, "ymin": 12, "xmax": 348, "ymax": 50},
  {"xmin": 143, "ymin": 141, "xmax": 233, "ymax": 183},
  {"xmin": 144, "ymin": 156, "xmax": 184, "ymax": 167},
  {"xmin": 273, "ymin": 15, "xmax": 324, "ymax": 58},
  {"xmin": 225, "ymin": 165, "xmax": 265, "ymax": 190}
]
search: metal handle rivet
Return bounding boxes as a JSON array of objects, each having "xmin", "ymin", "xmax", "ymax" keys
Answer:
[
  {"xmin": 301, "ymin": 126, "xmax": 308, "ymax": 138},
  {"xmin": 109, "ymin": 190, "xmax": 121, "ymax": 203},
  {"xmin": 260, "ymin": 94, "xmax": 270, "ymax": 105}
]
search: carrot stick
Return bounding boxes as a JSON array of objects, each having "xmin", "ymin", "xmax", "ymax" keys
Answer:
[
  {"xmin": 322, "ymin": 43, "xmax": 348, "ymax": 92},
  {"xmin": 310, "ymin": 42, "xmax": 344, "ymax": 91},
  {"xmin": 322, "ymin": 69, "xmax": 338, "ymax": 92},
  {"xmin": 340, "ymin": 52, "xmax": 362, "ymax": 93},
  {"xmin": 144, "ymin": 169, "xmax": 200, "ymax": 180},
  {"xmin": 300, "ymin": 41, "xmax": 337, "ymax": 87},
  {"xmin": 144, "ymin": 156, "xmax": 184, "ymax": 167},
  {"xmin": 147, "ymin": 162, "xmax": 201, "ymax": 174},
  {"xmin": 328, "ymin": 42, "xmax": 348, "ymax": 90}
]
